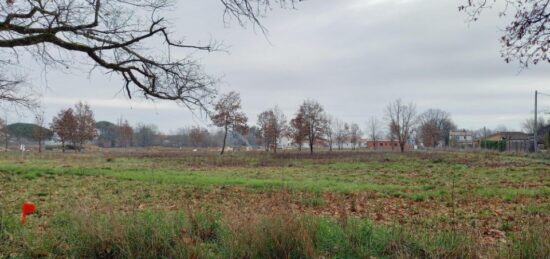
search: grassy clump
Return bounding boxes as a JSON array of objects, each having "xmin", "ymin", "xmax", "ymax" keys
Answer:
[
  {"xmin": 2, "ymin": 211, "xmax": 196, "ymax": 258},
  {"xmin": 223, "ymin": 215, "xmax": 317, "ymax": 258},
  {"xmin": 299, "ymin": 192, "xmax": 326, "ymax": 208},
  {"xmin": 0, "ymin": 208, "xmax": 505, "ymax": 258},
  {"xmin": 503, "ymin": 223, "xmax": 550, "ymax": 259}
]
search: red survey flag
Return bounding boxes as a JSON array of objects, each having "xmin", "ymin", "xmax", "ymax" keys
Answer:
[{"xmin": 21, "ymin": 202, "xmax": 36, "ymax": 225}]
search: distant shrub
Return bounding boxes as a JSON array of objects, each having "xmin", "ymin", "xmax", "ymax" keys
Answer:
[
  {"xmin": 481, "ymin": 140, "xmax": 506, "ymax": 152},
  {"xmin": 300, "ymin": 193, "xmax": 325, "ymax": 208}
]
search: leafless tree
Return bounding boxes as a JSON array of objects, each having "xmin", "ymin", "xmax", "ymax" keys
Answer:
[
  {"xmin": 349, "ymin": 123, "xmax": 362, "ymax": 150},
  {"xmin": 189, "ymin": 126, "xmax": 207, "ymax": 148},
  {"xmin": 33, "ymin": 112, "xmax": 47, "ymax": 152},
  {"xmin": 385, "ymin": 99, "xmax": 417, "ymax": 152},
  {"xmin": 460, "ymin": 0, "xmax": 550, "ymax": 68},
  {"xmin": 211, "ymin": 91, "xmax": 248, "ymax": 155},
  {"xmin": 334, "ymin": 119, "xmax": 349, "ymax": 150},
  {"xmin": 473, "ymin": 127, "xmax": 493, "ymax": 140},
  {"xmin": 522, "ymin": 117, "xmax": 547, "ymax": 134},
  {"xmin": 297, "ymin": 99, "xmax": 326, "ymax": 154},
  {"xmin": 366, "ymin": 117, "xmax": 382, "ymax": 150},
  {"xmin": 0, "ymin": 0, "xmax": 299, "ymax": 108},
  {"xmin": 417, "ymin": 109, "xmax": 456, "ymax": 148},
  {"xmin": 51, "ymin": 108, "xmax": 77, "ymax": 152},
  {"xmin": 0, "ymin": 117, "xmax": 7, "ymax": 151},
  {"xmin": 0, "ymin": 74, "xmax": 38, "ymax": 110},
  {"xmin": 270, "ymin": 107, "xmax": 287, "ymax": 153},
  {"xmin": 74, "ymin": 101, "xmax": 96, "ymax": 151},
  {"xmin": 494, "ymin": 125, "xmax": 509, "ymax": 133},
  {"xmin": 324, "ymin": 114, "xmax": 334, "ymax": 152},
  {"xmin": 134, "ymin": 123, "xmax": 158, "ymax": 147}
]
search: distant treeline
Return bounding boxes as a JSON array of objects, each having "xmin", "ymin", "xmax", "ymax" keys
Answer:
[
  {"xmin": 1, "ymin": 120, "xmax": 261, "ymax": 150},
  {"xmin": 1, "ymin": 96, "xmax": 548, "ymax": 153},
  {"xmin": 94, "ymin": 121, "xmax": 260, "ymax": 149}
]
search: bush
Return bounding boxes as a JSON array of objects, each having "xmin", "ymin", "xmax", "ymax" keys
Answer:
[{"xmin": 481, "ymin": 140, "xmax": 506, "ymax": 152}]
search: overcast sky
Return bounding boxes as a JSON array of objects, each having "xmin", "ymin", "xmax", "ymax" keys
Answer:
[{"xmin": 9, "ymin": 0, "xmax": 550, "ymax": 133}]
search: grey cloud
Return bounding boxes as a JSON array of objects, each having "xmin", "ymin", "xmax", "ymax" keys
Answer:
[{"xmin": 11, "ymin": 0, "xmax": 550, "ymax": 132}]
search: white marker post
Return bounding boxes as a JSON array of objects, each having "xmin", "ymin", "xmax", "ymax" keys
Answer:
[{"xmin": 19, "ymin": 144, "xmax": 25, "ymax": 160}]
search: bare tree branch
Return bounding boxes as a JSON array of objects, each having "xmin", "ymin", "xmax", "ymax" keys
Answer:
[
  {"xmin": 460, "ymin": 0, "xmax": 550, "ymax": 67},
  {"xmin": 0, "ymin": 73, "xmax": 39, "ymax": 110},
  {"xmin": 0, "ymin": 0, "xmax": 298, "ymax": 110}
]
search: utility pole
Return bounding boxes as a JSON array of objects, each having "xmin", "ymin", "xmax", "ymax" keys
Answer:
[
  {"xmin": 534, "ymin": 90, "xmax": 538, "ymax": 152},
  {"xmin": 3, "ymin": 112, "xmax": 7, "ymax": 152},
  {"xmin": 483, "ymin": 126, "xmax": 487, "ymax": 149}
]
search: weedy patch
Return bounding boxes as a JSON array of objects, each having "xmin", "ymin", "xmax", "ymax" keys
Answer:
[{"xmin": 0, "ymin": 150, "xmax": 548, "ymax": 257}]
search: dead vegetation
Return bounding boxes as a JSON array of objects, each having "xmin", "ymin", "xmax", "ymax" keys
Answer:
[{"xmin": 0, "ymin": 150, "xmax": 549, "ymax": 258}]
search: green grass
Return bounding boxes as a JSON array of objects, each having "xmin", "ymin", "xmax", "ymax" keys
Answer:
[
  {"xmin": 0, "ymin": 150, "xmax": 549, "ymax": 258},
  {"xmin": 1, "ymin": 151, "xmax": 548, "ymax": 199},
  {"xmin": 2, "ymin": 208, "xmax": 546, "ymax": 258}
]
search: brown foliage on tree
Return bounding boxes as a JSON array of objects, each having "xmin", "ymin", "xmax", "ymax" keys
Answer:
[
  {"xmin": 117, "ymin": 119, "xmax": 133, "ymax": 148},
  {"xmin": 386, "ymin": 99, "xmax": 417, "ymax": 153},
  {"xmin": 296, "ymin": 100, "xmax": 326, "ymax": 154},
  {"xmin": 51, "ymin": 108, "xmax": 77, "ymax": 152},
  {"xmin": 74, "ymin": 101, "xmax": 97, "ymax": 151},
  {"xmin": 289, "ymin": 113, "xmax": 308, "ymax": 151},
  {"xmin": 257, "ymin": 107, "xmax": 287, "ymax": 153},
  {"xmin": 417, "ymin": 109, "xmax": 456, "ymax": 148},
  {"xmin": 211, "ymin": 91, "xmax": 248, "ymax": 155},
  {"xmin": 189, "ymin": 126, "xmax": 208, "ymax": 148}
]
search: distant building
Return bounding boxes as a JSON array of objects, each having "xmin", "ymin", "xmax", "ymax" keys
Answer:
[
  {"xmin": 480, "ymin": 131, "xmax": 532, "ymax": 152},
  {"xmin": 366, "ymin": 140, "xmax": 402, "ymax": 150},
  {"xmin": 449, "ymin": 130, "xmax": 474, "ymax": 148},
  {"xmin": 485, "ymin": 131, "xmax": 530, "ymax": 142}
]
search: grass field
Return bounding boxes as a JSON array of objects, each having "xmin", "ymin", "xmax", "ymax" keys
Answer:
[{"xmin": 1, "ymin": 149, "xmax": 549, "ymax": 258}]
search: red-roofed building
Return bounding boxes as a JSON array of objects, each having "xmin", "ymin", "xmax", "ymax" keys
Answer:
[{"xmin": 366, "ymin": 140, "xmax": 405, "ymax": 150}]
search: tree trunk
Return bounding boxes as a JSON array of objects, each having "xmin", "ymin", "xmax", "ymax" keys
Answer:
[
  {"xmin": 4, "ymin": 133, "xmax": 8, "ymax": 152},
  {"xmin": 400, "ymin": 142, "xmax": 405, "ymax": 152},
  {"xmin": 309, "ymin": 141, "xmax": 314, "ymax": 155},
  {"xmin": 220, "ymin": 125, "xmax": 228, "ymax": 155},
  {"xmin": 61, "ymin": 139, "xmax": 65, "ymax": 152},
  {"xmin": 38, "ymin": 139, "xmax": 42, "ymax": 153}
]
